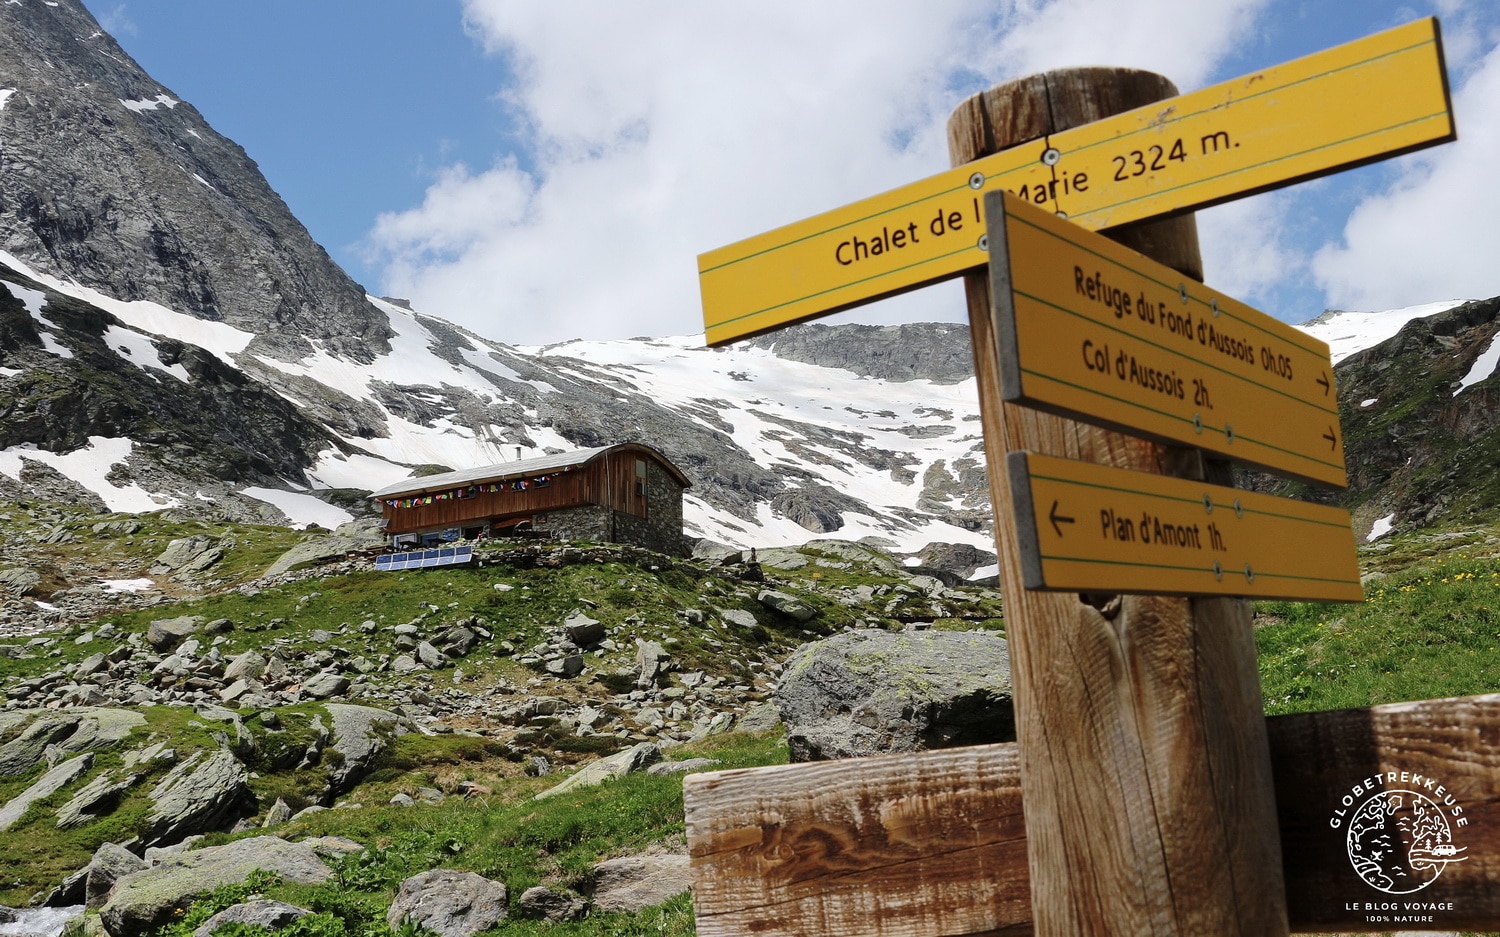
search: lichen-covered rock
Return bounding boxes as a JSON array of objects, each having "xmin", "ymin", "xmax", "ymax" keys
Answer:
[
  {"xmin": 101, "ymin": 837, "xmax": 331, "ymax": 937},
  {"xmin": 86, "ymin": 843, "xmax": 148, "ymax": 910},
  {"xmin": 589, "ymin": 854, "xmax": 692, "ymax": 912},
  {"xmin": 191, "ymin": 900, "xmax": 310, "ymax": 937},
  {"xmin": 323, "ymin": 704, "xmax": 405, "ymax": 795},
  {"xmin": 386, "ymin": 870, "xmax": 507, "ymax": 937},
  {"xmin": 516, "ymin": 886, "xmax": 587, "ymax": 922},
  {"xmin": 0, "ymin": 753, "xmax": 94, "ymax": 830},
  {"xmin": 142, "ymin": 749, "xmax": 251, "ymax": 846},
  {"xmin": 775, "ymin": 629, "xmax": 1015, "ymax": 761},
  {"xmin": 756, "ymin": 588, "xmax": 819, "ymax": 622},
  {"xmin": 535, "ymin": 743, "xmax": 661, "ymax": 800},
  {"xmin": 145, "ymin": 616, "xmax": 201, "ymax": 652}
]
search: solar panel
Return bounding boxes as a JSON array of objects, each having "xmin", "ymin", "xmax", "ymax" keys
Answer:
[{"xmin": 374, "ymin": 544, "xmax": 475, "ymax": 572}]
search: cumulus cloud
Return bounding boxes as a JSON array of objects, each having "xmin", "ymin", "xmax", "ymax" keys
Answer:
[
  {"xmin": 364, "ymin": 0, "xmax": 1280, "ymax": 345},
  {"xmin": 1312, "ymin": 26, "xmax": 1500, "ymax": 310}
]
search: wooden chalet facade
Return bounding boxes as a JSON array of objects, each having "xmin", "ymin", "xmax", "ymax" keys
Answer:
[{"xmin": 369, "ymin": 443, "xmax": 691, "ymax": 556}]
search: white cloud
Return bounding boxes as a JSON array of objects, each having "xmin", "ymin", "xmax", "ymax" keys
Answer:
[
  {"xmin": 366, "ymin": 0, "xmax": 1271, "ymax": 345},
  {"xmin": 1311, "ymin": 25, "xmax": 1500, "ymax": 310}
]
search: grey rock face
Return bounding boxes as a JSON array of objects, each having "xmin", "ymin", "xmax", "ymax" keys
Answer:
[
  {"xmin": 143, "ymin": 748, "xmax": 252, "ymax": 846},
  {"xmin": 0, "ymin": 1, "xmax": 392, "ymax": 360},
  {"xmin": 0, "ymin": 753, "xmax": 93, "ymax": 830},
  {"xmin": 101, "ymin": 837, "xmax": 332, "ymax": 937},
  {"xmin": 756, "ymin": 588, "xmax": 819, "ymax": 622},
  {"xmin": 56, "ymin": 771, "xmax": 135, "ymax": 830},
  {"xmin": 0, "ymin": 715, "xmax": 82, "ymax": 776},
  {"xmin": 263, "ymin": 536, "xmax": 366, "ymax": 578},
  {"xmin": 86, "ymin": 843, "xmax": 148, "ymax": 910},
  {"xmin": 535, "ymin": 742, "xmax": 661, "ymax": 800},
  {"xmin": 589, "ymin": 854, "xmax": 692, "ymax": 913},
  {"xmin": 386, "ymin": 870, "xmax": 508, "ymax": 937},
  {"xmin": 145, "ymin": 616, "xmax": 201, "ymax": 652},
  {"xmin": 0, "ymin": 568, "xmax": 40, "ymax": 596},
  {"xmin": 516, "ymin": 886, "xmax": 588, "ymax": 922},
  {"xmin": 191, "ymin": 900, "xmax": 311, "ymax": 937},
  {"xmin": 775, "ymin": 629, "xmax": 1015, "ymax": 762},
  {"xmin": 324, "ymin": 704, "xmax": 405, "ymax": 795},
  {"xmin": 747, "ymin": 322, "xmax": 975, "ymax": 385}
]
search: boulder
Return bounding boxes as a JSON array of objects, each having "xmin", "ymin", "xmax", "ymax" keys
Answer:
[
  {"xmin": 415, "ymin": 641, "xmax": 446, "ymax": 669},
  {"xmin": 634, "ymin": 641, "xmax": 667, "ymax": 689},
  {"xmin": 589, "ymin": 854, "xmax": 692, "ymax": 912},
  {"xmin": 86, "ymin": 843, "xmax": 148, "ymax": 909},
  {"xmin": 562, "ymin": 611, "xmax": 606, "ymax": 647},
  {"xmin": 142, "ymin": 749, "xmax": 252, "ymax": 846},
  {"xmin": 101, "ymin": 837, "xmax": 331, "ymax": 937},
  {"xmin": 434, "ymin": 624, "xmax": 479, "ymax": 657},
  {"xmin": 145, "ymin": 616, "xmax": 202, "ymax": 652},
  {"xmin": 516, "ymin": 886, "xmax": 587, "ymax": 922},
  {"xmin": 300, "ymin": 672, "xmax": 349, "ymax": 700},
  {"xmin": 324, "ymin": 704, "xmax": 404, "ymax": 794},
  {"xmin": 152, "ymin": 536, "xmax": 223, "ymax": 574},
  {"xmin": 221, "ymin": 651, "xmax": 267, "ymax": 683},
  {"xmin": 544, "ymin": 653, "xmax": 584, "ymax": 678},
  {"xmin": 264, "ymin": 536, "xmax": 363, "ymax": 578},
  {"xmin": 386, "ymin": 870, "xmax": 507, "ymax": 937},
  {"xmin": 0, "ymin": 567, "xmax": 40, "ymax": 596},
  {"xmin": 535, "ymin": 742, "xmax": 661, "ymax": 799},
  {"xmin": 775, "ymin": 629, "xmax": 1015, "ymax": 761},
  {"xmin": 756, "ymin": 588, "xmax": 819, "ymax": 622},
  {"xmin": 0, "ymin": 753, "xmax": 94, "ymax": 830},
  {"xmin": 262, "ymin": 798, "xmax": 292, "ymax": 828},
  {"xmin": 191, "ymin": 900, "xmax": 310, "ymax": 937}
]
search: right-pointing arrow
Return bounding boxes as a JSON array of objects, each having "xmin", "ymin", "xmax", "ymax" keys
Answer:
[{"xmin": 1323, "ymin": 426, "xmax": 1338, "ymax": 450}]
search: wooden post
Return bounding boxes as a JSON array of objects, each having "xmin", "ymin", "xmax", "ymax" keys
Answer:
[{"xmin": 948, "ymin": 70, "xmax": 1289, "ymax": 936}]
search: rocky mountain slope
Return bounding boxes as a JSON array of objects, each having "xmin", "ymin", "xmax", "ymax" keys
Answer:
[
  {"xmin": 1, "ymin": 0, "xmax": 1497, "ymax": 577},
  {"xmin": 0, "ymin": 0, "xmax": 389, "ymax": 362}
]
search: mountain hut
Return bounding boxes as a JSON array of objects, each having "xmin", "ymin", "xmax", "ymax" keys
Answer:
[{"xmin": 369, "ymin": 443, "xmax": 690, "ymax": 556}]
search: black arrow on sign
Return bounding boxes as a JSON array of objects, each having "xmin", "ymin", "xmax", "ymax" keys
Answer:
[
  {"xmin": 1316, "ymin": 371, "xmax": 1331, "ymax": 396},
  {"xmin": 1323, "ymin": 426, "xmax": 1338, "ymax": 450},
  {"xmin": 1049, "ymin": 500, "xmax": 1076, "ymax": 537}
]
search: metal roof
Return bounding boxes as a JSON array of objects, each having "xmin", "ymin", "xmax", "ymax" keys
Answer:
[{"xmin": 367, "ymin": 443, "xmax": 689, "ymax": 499}]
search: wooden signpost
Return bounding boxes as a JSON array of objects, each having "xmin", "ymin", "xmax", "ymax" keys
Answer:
[
  {"xmin": 698, "ymin": 18, "xmax": 1453, "ymax": 346},
  {"xmin": 685, "ymin": 15, "xmax": 1487, "ymax": 937},
  {"xmin": 988, "ymin": 192, "xmax": 1347, "ymax": 487},
  {"xmin": 1007, "ymin": 451, "xmax": 1361, "ymax": 601}
]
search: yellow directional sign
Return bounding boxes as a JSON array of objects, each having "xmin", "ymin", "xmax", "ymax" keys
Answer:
[
  {"xmin": 699, "ymin": 17, "xmax": 1453, "ymax": 346},
  {"xmin": 987, "ymin": 191, "xmax": 1346, "ymax": 488},
  {"xmin": 1008, "ymin": 451, "xmax": 1362, "ymax": 601}
]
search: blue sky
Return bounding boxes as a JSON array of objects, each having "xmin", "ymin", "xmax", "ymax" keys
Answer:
[{"xmin": 81, "ymin": 0, "xmax": 1500, "ymax": 346}]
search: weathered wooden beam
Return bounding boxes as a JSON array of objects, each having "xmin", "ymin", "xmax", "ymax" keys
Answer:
[
  {"xmin": 949, "ymin": 69, "xmax": 1286, "ymax": 936},
  {"xmin": 685, "ymin": 694, "xmax": 1500, "ymax": 936}
]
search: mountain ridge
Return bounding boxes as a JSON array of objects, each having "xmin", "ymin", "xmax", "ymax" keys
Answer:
[{"xmin": 0, "ymin": 0, "xmax": 1497, "ymax": 570}]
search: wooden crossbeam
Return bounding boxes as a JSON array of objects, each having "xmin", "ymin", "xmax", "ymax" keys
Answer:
[{"xmin": 685, "ymin": 694, "xmax": 1500, "ymax": 936}]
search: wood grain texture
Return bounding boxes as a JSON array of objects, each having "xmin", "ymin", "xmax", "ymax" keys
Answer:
[
  {"xmin": 1275, "ymin": 693, "xmax": 1500, "ymax": 931},
  {"xmin": 684, "ymin": 695, "xmax": 1500, "ymax": 935},
  {"xmin": 685, "ymin": 745, "xmax": 1030, "ymax": 937},
  {"xmin": 948, "ymin": 70, "xmax": 1287, "ymax": 936}
]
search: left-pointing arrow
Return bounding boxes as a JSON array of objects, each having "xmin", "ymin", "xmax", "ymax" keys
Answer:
[{"xmin": 1049, "ymin": 500, "xmax": 1076, "ymax": 538}]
